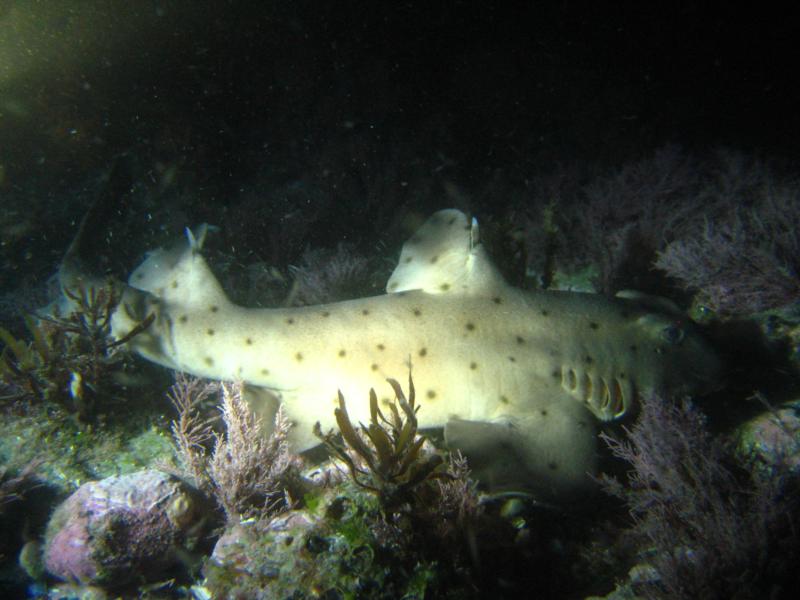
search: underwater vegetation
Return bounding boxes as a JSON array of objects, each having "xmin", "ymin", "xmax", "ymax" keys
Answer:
[
  {"xmin": 517, "ymin": 146, "xmax": 800, "ymax": 319},
  {"xmin": 655, "ymin": 159, "xmax": 800, "ymax": 315},
  {"xmin": 599, "ymin": 393, "xmax": 800, "ymax": 600},
  {"xmin": 0, "ymin": 282, "xmax": 151, "ymax": 420},
  {"xmin": 199, "ymin": 376, "xmax": 486, "ymax": 599},
  {"xmin": 2, "ymin": 145, "xmax": 799, "ymax": 598},
  {"xmin": 169, "ymin": 375, "xmax": 302, "ymax": 521},
  {"xmin": 0, "ymin": 460, "xmax": 42, "ymax": 567},
  {"xmin": 287, "ymin": 242, "xmax": 373, "ymax": 306},
  {"xmin": 314, "ymin": 374, "xmax": 446, "ymax": 511}
]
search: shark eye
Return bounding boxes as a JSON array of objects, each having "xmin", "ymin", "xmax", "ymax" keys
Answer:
[{"xmin": 660, "ymin": 323, "xmax": 685, "ymax": 345}]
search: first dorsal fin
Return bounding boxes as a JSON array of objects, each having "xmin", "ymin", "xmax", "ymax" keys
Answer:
[
  {"xmin": 128, "ymin": 224, "xmax": 230, "ymax": 309},
  {"xmin": 386, "ymin": 209, "xmax": 507, "ymax": 296}
]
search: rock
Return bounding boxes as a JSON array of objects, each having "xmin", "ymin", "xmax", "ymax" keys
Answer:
[
  {"xmin": 44, "ymin": 469, "xmax": 213, "ymax": 587},
  {"xmin": 736, "ymin": 400, "xmax": 800, "ymax": 478}
]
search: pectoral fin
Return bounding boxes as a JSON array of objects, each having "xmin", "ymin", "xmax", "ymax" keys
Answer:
[{"xmin": 444, "ymin": 401, "xmax": 598, "ymax": 500}]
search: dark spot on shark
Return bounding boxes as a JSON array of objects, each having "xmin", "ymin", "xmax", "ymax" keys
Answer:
[
  {"xmin": 179, "ymin": 315, "xmax": 188, "ymax": 324},
  {"xmin": 207, "ymin": 329, "xmax": 215, "ymax": 336},
  {"xmin": 508, "ymin": 356, "xmax": 516, "ymax": 363},
  {"xmin": 516, "ymin": 336, "xmax": 525, "ymax": 344},
  {"xmin": 295, "ymin": 352, "xmax": 303, "ymax": 362},
  {"xmin": 321, "ymin": 311, "xmax": 330, "ymax": 317},
  {"xmin": 204, "ymin": 357, "xmax": 214, "ymax": 366},
  {"xmin": 377, "ymin": 343, "xmax": 385, "ymax": 351},
  {"xmin": 338, "ymin": 349, "xmax": 346, "ymax": 357},
  {"xmin": 629, "ymin": 345, "xmax": 638, "ymax": 353},
  {"xmin": 589, "ymin": 322, "xmax": 599, "ymax": 330},
  {"xmin": 172, "ymin": 281, "xmax": 178, "ymax": 289},
  {"xmin": 500, "ymin": 395, "xmax": 510, "ymax": 404},
  {"xmin": 440, "ymin": 283, "xmax": 450, "ymax": 291},
  {"xmin": 470, "ymin": 362, "xmax": 478, "ymax": 370},
  {"xmin": 430, "ymin": 255, "xmax": 439, "ymax": 264},
  {"xmin": 388, "ymin": 282, "xmax": 398, "ymax": 291},
  {"xmin": 261, "ymin": 368, "xmax": 270, "ymax": 376},
  {"xmin": 286, "ymin": 317, "xmax": 295, "ymax": 325},
  {"xmin": 427, "ymin": 389, "xmax": 437, "ymax": 399},
  {"xmin": 371, "ymin": 363, "xmax": 379, "ymax": 371},
  {"xmin": 413, "ymin": 308, "xmax": 422, "ymax": 316},
  {"xmin": 541, "ymin": 309, "xmax": 549, "ymax": 316},
  {"xmin": 540, "ymin": 409, "xmax": 548, "ymax": 416},
  {"xmin": 246, "ymin": 337, "xmax": 253, "ymax": 345},
  {"xmin": 492, "ymin": 296, "xmax": 503, "ymax": 304},
  {"xmin": 362, "ymin": 309, "xmax": 370, "ymax": 316},
  {"xmin": 419, "ymin": 347, "xmax": 427, "ymax": 357},
  {"xmin": 404, "ymin": 256, "xmax": 413, "ymax": 263},
  {"xmin": 548, "ymin": 461, "xmax": 558, "ymax": 470},
  {"xmin": 210, "ymin": 305, "xmax": 219, "ymax": 313},
  {"xmin": 465, "ymin": 322, "xmax": 475, "ymax": 331},
  {"xmin": 584, "ymin": 355, "xmax": 593, "ymax": 364},
  {"xmin": 447, "ymin": 216, "xmax": 456, "ymax": 226}
]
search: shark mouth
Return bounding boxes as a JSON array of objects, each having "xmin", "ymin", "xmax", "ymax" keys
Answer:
[{"xmin": 561, "ymin": 366, "xmax": 632, "ymax": 421}]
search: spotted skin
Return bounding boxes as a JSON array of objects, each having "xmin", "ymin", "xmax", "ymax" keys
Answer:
[{"xmin": 108, "ymin": 209, "xmax": 722, "ymax": 498}]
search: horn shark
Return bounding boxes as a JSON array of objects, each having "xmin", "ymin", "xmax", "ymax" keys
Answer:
[{"xmin": 70, "ymin": 208, "xmax": 722, "ymax": 499}]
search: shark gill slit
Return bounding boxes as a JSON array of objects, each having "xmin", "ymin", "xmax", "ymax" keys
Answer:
[{"xmin": 561, "ymin": 365, "xmax": 628, "ymax": 418}]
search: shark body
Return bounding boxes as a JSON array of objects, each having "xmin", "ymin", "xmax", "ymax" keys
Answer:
[{"xmin": 82, "ymin": 209, "xmax": 721, "ymax": 499}]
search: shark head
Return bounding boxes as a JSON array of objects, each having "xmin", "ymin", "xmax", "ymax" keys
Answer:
[{"xmin": 557, "ymin": 298, "xmax": 724, "ymax": 423}]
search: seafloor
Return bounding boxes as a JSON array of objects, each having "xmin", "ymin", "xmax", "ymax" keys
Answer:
[{"xmin": 1, "ymin": 2, "xmax": 799, "ymax": 599}]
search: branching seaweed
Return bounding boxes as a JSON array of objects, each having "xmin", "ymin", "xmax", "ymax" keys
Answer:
[
  {"xmin": 600, "ymin": 393, "xmax": 800, "ymax": 599},
  {"xmin": 169, "ymin": 376, "xmax": 300, "ymax": 521},
  {"xmin": 0, "ymin": 282, "xmax": 152, "ymax": 419},
  {"xmin": 314, "ymin": 375, "xmax": 446, "ymax": 512}
]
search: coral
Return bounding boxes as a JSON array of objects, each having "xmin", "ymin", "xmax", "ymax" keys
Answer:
[
  {"xmin": 43, "ymin": 469, "xmax": 214, "ymax": 588},
  {"xmin": 169, "ymin": 376, "xmax": 301, "ymax": 521},
  {"xmin": 0, "ymin": 282, "xmax": 151, "ymax": 419},
  {"xmin": 600, "ymin": 393, "xmax": 800, "ymax": 599}
]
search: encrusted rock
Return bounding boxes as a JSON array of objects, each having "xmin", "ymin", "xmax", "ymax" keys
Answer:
[
  {"xmin": 736, "ymin": 399, "xmax": 800, "ymax": 478},
  {"xmin": 44, "ymin": 469, "xmax": 213, "ymax": 587}
]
